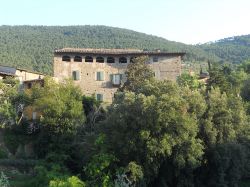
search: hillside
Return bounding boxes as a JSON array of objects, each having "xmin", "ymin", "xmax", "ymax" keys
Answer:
[
  {"xmin": 199, "ymin": 35, "xmax": 250, "ymax": 63},
  {"xmin": 0, "ymin": 25, "xmax": 215, "ymax": 74},
  {"xmin": 0, "ymin": 25, "xmax": 249, "ymax": 74}
]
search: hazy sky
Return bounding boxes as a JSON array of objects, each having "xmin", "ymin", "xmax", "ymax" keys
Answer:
[{"xmin": 0, "ymin": 0, "xmax": 250, "ymax": 44}]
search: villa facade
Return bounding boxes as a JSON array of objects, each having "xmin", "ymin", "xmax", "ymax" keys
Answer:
[{"xmin": 53, "ymin": 48, "xmax": 185, "ymax": 102}]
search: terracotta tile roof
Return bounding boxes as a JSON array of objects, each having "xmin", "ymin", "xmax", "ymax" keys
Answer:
[{"xmin": 54, "ymin": 48, "xmax": 185, "ymax": 56}]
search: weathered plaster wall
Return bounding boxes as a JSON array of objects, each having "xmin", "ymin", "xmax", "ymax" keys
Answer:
[{"xmin": 54, "ymin": 54, "xmax": 182, "ymax": 103}]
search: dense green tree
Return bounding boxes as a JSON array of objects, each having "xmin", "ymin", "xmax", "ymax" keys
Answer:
[
  {"xmin": 177, "ymin": 73, "xmax": 201, "ymax": 90},
  {"xmin": 120, "ymin": 56, "xmax": 154, "ymax": 93},
  {"xmin": 26, "ymin": 77, "xmax": 85, "ymax": 134},
  {"xmin": 101, "ymin": 90, "xmax": 203, "ymax": 184},
  {"xmin": 201, "ymin": 87, "xmax": 247, "ymax": 147},
  {"xmin": 207, "ymin": 64, "xmax": 232, "ymax": 93},
  {"xmin": 0, "ymin": 25, "xmax": 232, "ymax": 74},
  {"xmin": 0, "ymin": 78, "xmax": 19, "ymax": 126}
]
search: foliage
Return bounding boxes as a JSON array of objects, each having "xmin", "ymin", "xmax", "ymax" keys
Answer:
[
  {"xmin": 28, "ymin": 163, "xmax": 78, "ymax": 187},
  {"xmin": 84, "ymin": 135, "xmax": 117, "ymax": 187},
  {"xmin": 0, "ymin": 78, "xmax": 19, "ymax": 127},
  {"xmin": 100, "ymin": 61, "xmax": 205, "ymax": 184},
  {"xmin": 177, "ymin": 73, "xmax": 201, "ymax": 90},
  {"xmin": 201, "ymin": 87, "xmax": 248, "ymax": 146},
  {"xmin": 207, "ymin": 64, "xmax": 232, "ymax": 93},
  {"xmin": 0, "ymin": 172, "xmax": 10, "ymax": 187},
  {"xmin": 200, "ymin": 35, "xmax": 250, "ymax": 64},
  {"xmin": 3, "ymin": 128, "xmax": 21, "ymax": 155},
  {"xmin": 25, "ymin": 77, "xmax": 85, "ymax": 134},
  {"xmin": 0, "ymin": 148, "xmax": 8, "ymax": 159},
  {"xmin": 114, "ymin": 162, "xmax": 144, "ymax": 187},
  {"xmin": 3, "ymin": 124, "xmax": 35, "ymax": 156},
  {"xmin": 49, "ymin": 176, "xmax": 85, "ymax": 187},
  {"xmin": 195, "ymin": 143, "xmax": 249, "ymax": 187},
  {"xmin": 0, "ymin": 25, "xmax": 224, "ymax": 74},
  {"xmin": 121, "ymin": 56, "xmax": 155, "ymax": 93},
  {"xmin": 1, "ymin": 55, "xmax": 250, "ymax": 186}
]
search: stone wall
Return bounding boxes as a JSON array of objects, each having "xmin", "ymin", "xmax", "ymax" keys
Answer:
[
  {"xmin": 54, "ymin": 54, "xmax": 182, "ymax": 103},
  {"xmin": 15, "ymin": 70, "xmax": 44, "ymax": 82}
]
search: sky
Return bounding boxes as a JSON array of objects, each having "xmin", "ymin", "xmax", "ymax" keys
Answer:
[{"xmin": 0, "ymin": 0, "xmax": 250, "ymax": 44}]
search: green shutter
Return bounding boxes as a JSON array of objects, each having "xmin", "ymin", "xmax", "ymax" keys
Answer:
[
  {"xmin": 76, "ymin": 71, "xmax": 80, "ymax": 80},
  {"xmin": 96, "ymin": 94, "xmax": 103, "ymax": 101},
  {"xmin": 100, "ymin": 72, "xmax": 104, "ymax": 81},
  {"xmin": 110, "ymin": 74, "xmax": 114, "ymax": 82},
  {"xmin": 72, "ymin": 71, "xmax": 80, "ymax": 80},
  {"xmin": 72, "ymin": 71, "xmax": 76, "ymax": 80},
  {"xmin": 97, "ymin": 72, "xmax": 100, "ymax": 80},
  {"xmin": 97, "ymin": 71, "xmax": 104, "ymax": 81}
]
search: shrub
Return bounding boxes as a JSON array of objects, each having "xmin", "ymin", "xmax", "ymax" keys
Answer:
[
  {"xmin": 3, "ymin": 130, "xmax": 19, "ymax": 155},
  {"xmin": 0, "ymin": 172, "xmax": 10, "ymax": 187},
  {"xmin": 0, "ymin": 148, "xmax": 8, "ymax": 159},
  {"xmin": 49, "ymin": 176, "xmax": 85, "ymax": 187}
]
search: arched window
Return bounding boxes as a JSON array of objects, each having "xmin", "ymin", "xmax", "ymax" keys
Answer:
[
  {"xmin": 62, "ymin": 55, "xmax": 71, "ymax": 62},
  {"xmin": 96, "ymin": 56, "xmax": 104, "ymax": 63},
  {"xmin": 74, "ymin": 56, "xmax": 82, "ymax": 62},
  {"xmin": 119, "ymin": 57, "xmax": 127, "ymax": 63},
  {"xmin": 153, "ymin": 56, "xmax": 158, "ymax": 62},
  {"xmin": 107, "ymin": 57, "xmax": 115, "ymax": 63},
  {"xmin": 85, "ymin": 56, "xmax": 93, "ymax": 63}
]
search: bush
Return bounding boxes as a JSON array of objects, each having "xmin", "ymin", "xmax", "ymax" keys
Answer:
[
  {"xmin": 0, "ymin": 171, "xmax": 10, "ymax": 187},
  {"xmin": 0, "ymin": 148, "xmax": 8, "ymax": 159},
  {"xmin": 49, "ymin": 176, "xmax": 85, "ymax": 187},
  {"xmin": 0, "ymin": 159, "xmax": 37, "ymax": 172},
  {"xmin": 28, "ymin": 163, "xmax": 80, "ymax": 187},
  {"xmin": 3, "ymin": 130, "xmax": 19, "ymax": 155}
]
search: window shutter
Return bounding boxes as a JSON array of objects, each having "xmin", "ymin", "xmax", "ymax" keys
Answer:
[
  {"xmin": 112, "ymin": 74, "xmax": 122, "ymax": 85},
  {"xmin": 96, "ymin": 94, "xmax": 103, "ymax": 101},
  {"xmin": 72, "ymin": 71, "xmax": 80, "ymax": 80},
  {"xmin": 97, "ymin": 72, "xmax": 100, "ymax": 80},
  {"xmin": 110, "ymin": 74, "xmax": 114, "ymax": 82},
  {"xmin": 72, "ymin": 71, "xmax": 76, "ymax": 80},
  {"xmin": 76, "ymin": 71, "xmax": 80, "ymax": 80},
  {"xmin": 100, "ymin": 94, "xmax": 103, "ymax": 101},
  {"xmin": 100, "ymin": 72, "xmax": 104, "ymax": 81}
]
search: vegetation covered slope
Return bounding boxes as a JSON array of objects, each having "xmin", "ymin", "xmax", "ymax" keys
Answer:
[
  {"xmin": 200, "ymin": 35, "xmax": 250, "ymax": 64},
  {"xmin": 0, "ymin": 25, "xmax": 250, "ymax": 74},
  {"xmin": 0, "ymin": 25, "xmax": 215, "ymax": 74}
]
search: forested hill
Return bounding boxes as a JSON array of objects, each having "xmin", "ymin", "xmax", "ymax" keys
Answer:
[
  {"xmin": 199, "ymin": 35, "xmax": 250, "ymax": 64},
  {"xmin": 0, "ymin": 25, "xmax": 250, "ymax": 74},
  {"xmin": 0, "ymin": 25, "xmax": 213, "ymax": 74}
]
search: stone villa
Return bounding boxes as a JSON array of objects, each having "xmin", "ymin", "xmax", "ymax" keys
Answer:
[{"xmin": 53, "ymin": 48, "xmax": 185, "ymax": 103}]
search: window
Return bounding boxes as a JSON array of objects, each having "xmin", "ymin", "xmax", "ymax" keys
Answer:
[
  {"xmin": 96, "ymin": 56, "xmax": 104, "ymax": 63},
  {"xmin": 27, "ymin": 83, "xmax": 32, "ymax": 89},
  {"xmin": 153, "ymin": 56, "xmax": 158, "ymax": 62},
  {"xmin": 119, "ymin": 57, "xmax": 127, "ymax": 63},
  {"xmin": 96, "ymin": 94, "xmax": 103, "ymax": 102},
  {"xmin": 62, "ymin": 56, "xmax": 71, "ymax": 62},
  {"xmin": 110, "ymin": 74, "xmax": 122, "ymax": 85},
  {"xmin": 85, "ymin": 56, "xmax": 93, "ymax": 63},
  {"xmin": 72, "ymin": 71, "xmax": 80, "ymax": 80},
  {"xmin": 74, "ymin": 56, "xmax": 82, "ymax": 62},
  {"xmin": 107, "ymin": 57, "xmax": 115, "ymax": 63},
  {"xmin": 96, "ymin": 71, "xmax": 104, "ymax": 81}
]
